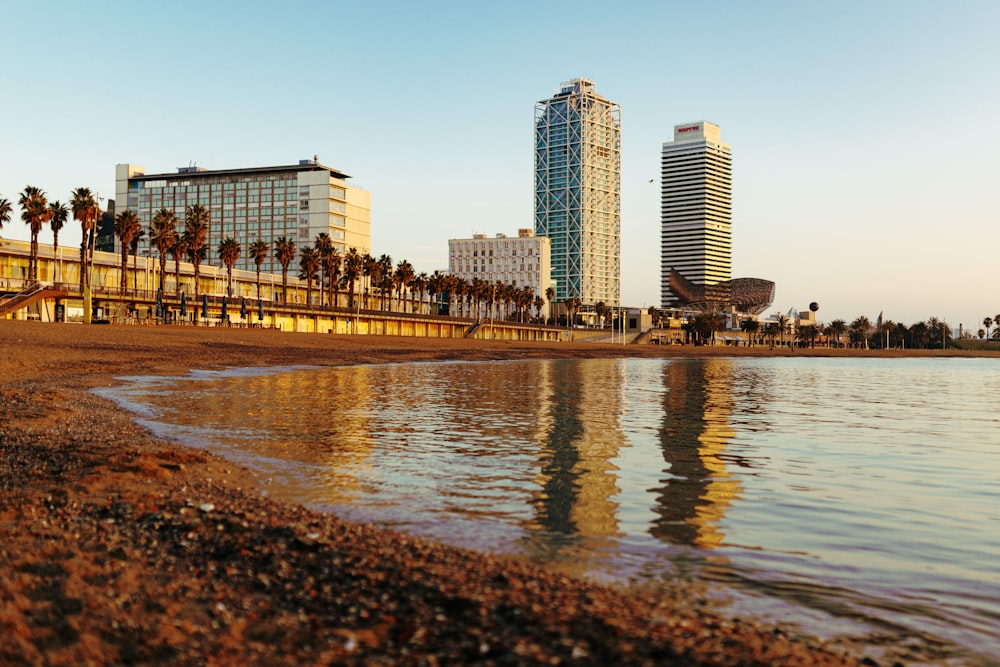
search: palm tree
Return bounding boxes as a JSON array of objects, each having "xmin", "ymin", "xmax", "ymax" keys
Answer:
[
  {"xmin": 775, "ymin": 312, "xmax": 791, "ymax": 347},
  {"xmin": 149, "ymin": 208, "xmax": 178, "ymax": 295},
  {"xmin": 763, "ymin": 321, "xmax": 780, "ymax": 348},
  {"xmin": 740, "ymin": 318, "xmax": 760, "ymax": 346},
  {"xmin": 343, "ymin": 247, "xmax": 362, "ymax": 309},
  {"xmin": 394, "ymin": 259, "xmax": 414, "ymax": 312},
  {"xmin": 848, "ymin": 316, "xmax": 872, "ymax": 348},
  {"xmin": 797, "ymin": 324, "xmax": 820, "ymax": 348},
  {"xmin": 183, "ymin": 204, "xmax": 210, "ymax": 297},
  {"xmin": 19, "ymin": 186, "xmax": 50, "ymax": 282},
  {"xmin": 71, "ymin": 188, "xmax": 101, "ymax": 293},
  {"xmin": 314, "ymin": 232, "xmax": 332, "ymax": 307},
  {"xmin": 686, "ymin": 309, "xmax": 726, "ymax": 345},
  {"xmin": 373, "ymin": 253, "xmax": 390, "ymax": 310},
  {"xmin": 48, "ymin": 200, "xmax": 68, "ymax": 257},
  {"xmin": 130, "ymin": 226, "xmax": 145, "ymax": 294},
  {"xmin": 248, "ymin": 239, "xmax": 270, "ymax": 300},
  {"xmin": 0, "ymin": 197, "xmax": 12, "ymax": 241},
  {"xmin": 545, "ymin": 286, "xmax": 556, "ymax": 324},
  {"xmin": 825, "ymin": 319, "xmax": 847, "ymax": 348},
  {"xmin": 533, "ymin": 295, "xmax": 545, "ymax": 322},
  {"xmin": 984, "ymin": 317, "xmax": 993, "ymax": 342},
  {"xmin": 324, "ymin": 245, "xmax": 342, "ymax": 308},
  {"xmin": 170, "ymin": 235, "xmax": 188, "ymax": 297},
  {"xmin": 927, "ymin": 316, "xmax": 950, "ymax": 349},
  {"xmin": 427, "ymin": 271, "xmax": 445, "ymax": 315},
  {"xmin": 994, "ymin": 314, "xmax": 1000, "ymax": 341},
  {"xmin": 411, "ymin": 272, "xmax": 428, "ymax": 315},
  {"xmin": 218, "ymin": 237, "xmax": 242, "ymax": 297},
  {"xmin": 362, "ymin": 253, "xmax": 379, "ymax": 309},
  {"xmin": 114, "ymin": 209, "xmax": 141, "ymax": 295},
  {"xmin": 298, "ymin": 245, "xmax": 319, "ymax": 305},
  {"xmin": 568, "ymin": 297, "xmax": 582, "ymax": 328},
  {"xmin": 876, "ymin": 319, "xmax": 896, "ymax": 349},
  {"xmin": 273, "ymin": 236, "xmax": 296, "ymax": 303}
]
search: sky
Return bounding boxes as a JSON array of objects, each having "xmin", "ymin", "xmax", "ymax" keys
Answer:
[{"xmin": 2, "ymin": 1, "xmax": 999, "ymax": 329}]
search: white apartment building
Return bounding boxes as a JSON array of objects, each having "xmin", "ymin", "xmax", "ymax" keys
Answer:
[
  {"xmin": 661, "ymin": 121, "xmax": 732, "ymax": 307},
  {"xmin": 448, "ymin": 229, "xmax": 553, "ymax": 317},
  {"xmin": 114, "ymin": 158, "xmax": 371, "ymax": 275}
]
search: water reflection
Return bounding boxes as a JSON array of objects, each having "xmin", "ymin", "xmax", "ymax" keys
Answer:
[
  {"xmin": 104, "ymin": 357, "xmax": 1000, "ymax": 664},
  {"xmin": 652, "ymin": 359, "xmax": 742, "ymax": 550},
  {"xmin": 521, "ymin": 359, "xmax": 627, "ymax": 573}
]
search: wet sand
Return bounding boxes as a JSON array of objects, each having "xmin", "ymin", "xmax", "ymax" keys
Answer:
[{"xmin": 4, "ymin": 320, "xmax": 972, "ymax": 665}]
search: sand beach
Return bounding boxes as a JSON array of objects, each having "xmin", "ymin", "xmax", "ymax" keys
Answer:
[{"xmin": 4, "ymin": 320, "xmax": 971, "ymax": 665}]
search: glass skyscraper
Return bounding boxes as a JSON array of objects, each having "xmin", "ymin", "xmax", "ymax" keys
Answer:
[
  {"xmin": 534, "ymin": 78, "xmax": 621, "ymax": 306},
  {"xmin": 660, "ymin": 121, "xmax": 732, "ymax": 307}
]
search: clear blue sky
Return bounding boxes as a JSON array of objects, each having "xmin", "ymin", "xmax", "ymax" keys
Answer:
[{"xmin": 2, "ymin": 1, "xmax": 998, "ymax": 329}]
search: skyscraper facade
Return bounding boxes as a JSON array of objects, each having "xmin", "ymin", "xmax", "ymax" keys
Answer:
[
  {"xmin": 660, "ymin": 121, "xmax": 732, "ymax": 307},
  {"xmin": 534, "ymin": 78, "xmax": 620, "ymax": 306}
]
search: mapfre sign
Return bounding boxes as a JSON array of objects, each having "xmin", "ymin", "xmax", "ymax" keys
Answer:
[{"xmin": 677, "ymin": 125, "xmax": 700, "ymax": 133}]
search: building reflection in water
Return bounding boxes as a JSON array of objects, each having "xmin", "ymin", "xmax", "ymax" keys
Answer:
[
  {"xmin": 650, "ymin": 358, "xmax": 742, "ymax": 551},
  {"xmin": 144, "ymin": 366, "xmax": 378, "ymax": 505},
  {"xmin": 521, "ymin": 359, "xmax": 628, "ymax": 576},
  {"xmin": 130, "ymin": 358, "xmax": 743, "ymax": 580}
]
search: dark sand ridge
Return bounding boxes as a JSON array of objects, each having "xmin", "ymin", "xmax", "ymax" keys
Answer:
[{"xmin": 6, "ymin": 320, "xmax": 980, "ymax": 665}]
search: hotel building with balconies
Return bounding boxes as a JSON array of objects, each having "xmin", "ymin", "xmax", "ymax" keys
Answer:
[{"xmin": 113, "ymin": 158, "xmax": 370, "ymax": 275}]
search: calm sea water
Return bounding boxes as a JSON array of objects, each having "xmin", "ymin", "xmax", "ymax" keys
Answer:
[{"xmin": 100, "ymin": 357, "xmax": 1000, "ymax": 665}]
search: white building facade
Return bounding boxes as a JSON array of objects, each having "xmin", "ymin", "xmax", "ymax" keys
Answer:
[
  {"xmin": 534, "ymin": 78, "xmax": 621, "ymax": 307},
  {"xmin": 448, "ymin": 229, "xmax": 553, "ymax": 317},
  {"xmin": 660, "ymin": 122, "xmax": 732, "ymax": 307},
  {"xmin": 114, "ymin": 158, "xmax": 371, "ymax": 275}
]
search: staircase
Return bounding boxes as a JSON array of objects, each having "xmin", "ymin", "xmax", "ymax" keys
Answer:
[{"xmin": 0, "ymin": 283, "xmax": 68, "ymax": 319}]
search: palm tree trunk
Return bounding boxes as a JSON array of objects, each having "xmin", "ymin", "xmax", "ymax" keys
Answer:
[{"xmin": 120, "ymin": 247, "xmax": 128, "ymax": 295}]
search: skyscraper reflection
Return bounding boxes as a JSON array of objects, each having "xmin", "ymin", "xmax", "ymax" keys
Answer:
[
  {"xmin": 650, "ymin": 359, "xmax": 742, "ymax": 550},
  {"xmin": 522, "ymin": 359, "xmax": 627, "ymax": 575}
]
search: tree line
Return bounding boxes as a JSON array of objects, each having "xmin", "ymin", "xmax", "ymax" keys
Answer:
[
  {"xmin": 2, "ymin": 189, "xmax": 561, "ymax": 323},
  {"xmin": 684, "ymin": 310, "xmax": 958, "ymax": 350}
]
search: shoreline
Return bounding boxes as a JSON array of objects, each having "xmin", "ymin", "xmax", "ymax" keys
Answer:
[{"xmin": 3, "ymin": 321, "xmax": 985, "ymax": 665}]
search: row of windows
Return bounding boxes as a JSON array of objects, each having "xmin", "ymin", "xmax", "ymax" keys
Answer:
[
  {"xmin": 451, "ymin": 248, "xmax": 538, "ymax": 258},
  {"xmin": 452, "ymin": 267, "xmax": 543, "ymax": 282},
  {"xmin": 453, "ymin": 256, "xmax": 541, "ymax": 267},
  {"xmin": 133, "ymin": 181, "xmax": 346, "ymax": 199}
]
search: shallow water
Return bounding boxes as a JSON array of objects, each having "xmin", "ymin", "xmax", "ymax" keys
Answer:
[{"xmin": 100, "ymin": 357, "xmax": 1000, "ymax": 664}]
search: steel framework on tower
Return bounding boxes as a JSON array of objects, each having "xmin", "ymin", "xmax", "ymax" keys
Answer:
[{"xmin": 534, "ymin": 78, "xmax": 621, "ymax": 306}]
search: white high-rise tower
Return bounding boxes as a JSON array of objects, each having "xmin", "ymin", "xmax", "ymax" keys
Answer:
[{"xmin": 660, "ymin": 121, "xmax": 732, "ymax": 307}]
